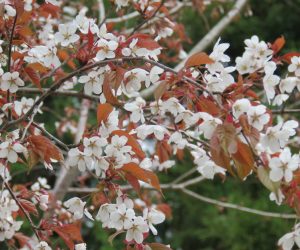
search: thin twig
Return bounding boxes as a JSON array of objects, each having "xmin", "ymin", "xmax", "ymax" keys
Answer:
[
  {"xmin": 7, "ymin": 13, "xmax": 18, "ymax": 121},
  {"xmin": 130, "ymin": 0, "xmax": 165, "ymax": 35}
]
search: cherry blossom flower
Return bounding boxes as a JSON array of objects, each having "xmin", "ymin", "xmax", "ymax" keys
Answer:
[
  {"xmin": 25, "ymin": 45, "xmax": 61, "ymax": 68},
  {"xmin": 124, "ymin": 97, "xmax": 146, "ymax": 123},
  {"xmin": 263, "ymin": 61, "xmax": 280, "ymax": 101},
  {"xmin": 55, "ymin": 22, "xmax": 79, "ymax": 46},
  {"xmin": 269, "ymin": 148, "xmax": 299, "ymax": 182},
  {"xmin": 122, "ymin": 68, "xmax": 150, "ymax": 96},
  {"xmin": 99, "ymin": 110, "xmax": 119, "ymax": 138},
  {"xmin": 114, "ymin": 0, "xmax": 129, "ymax": 10},
  {"xmin": 96, "ymin": 203, "xmax": 117, "ymax": 228},
  {"xmin": 175, "ymin": 110, "xmax": 200, "ymax": 128},
  {"xmin": 64, "ymin": 197, "xmax": 92, "ymax": 220},
  {"xmin": 111, "ymin": 203, "xmax": 135, "ymax": 230},
  {"xmin": 168, "ymin": 132, "xmax": 188, "ymax": 150},
  {"xmin": 143, "ymin": 208, "xmax": 165, "ymax": 235},
  {"xmin": 280, "ymin": 77, "xmax": 300, "ymax": 94},
  {"xmin": 260, "ymin": 120, "xmax": 298, "ymax": 153},
  {"xmin": 94, "ymin": 157, "xmax": 109, "ymax": 177},
  {"xmin": 278, "ymin": 224, "xmax": 300, "ymax": 250},
  {"xmin": 125, "ymin": 216, "xmax": 149, "ymax": 244},
  {"xmin": 0, "ymin": 190, "xmax": 22, "ymax": 241},
  {"xmin": 232, "ymin": 98, "xmax": 251, "ymax": 119},
  {"xmin": 198, "ymin": 112, "xmax": 222, "ymax": 139},
  {"xmin": 34, "ymin": 241, "xmax": 52, "ymax": 250},
  {"xmin": 75, "ymin": 243, "xmax": 87, "ymax": 250},
  {"xmin": 247, "ymin": 105, "xmax": 270, "ymax": 131},
  {"xmin": 78, "ymin": 71, "xmax": 104, "ymax": 95},
  {"xmin": 68, "ymin": 148, "xmax": 93, "ymax": 172},
  {"xmin": 161, "ymin": 97, "xmax": 185, "ymax": 116},
  {"xmin": 83, "ymin": 136, "xmax": 107, "ymax": 158},
  {"xmin": 288, "ymin": 56, "xmax": 300, "ymax": 77},
  {"xmin": 0, "ymin": 141, "xmax": 25, "ymax": 163},
  {"xmin": 0, "ymin": 72, "xmax": 25, "ymax": 93},
  {"xmin": 96, "ymin": 39, "xmax": 118, "ymax": 61},
  {"xmin": 269, "ymin": 189, "xmax": 284, "ymax": 205}
]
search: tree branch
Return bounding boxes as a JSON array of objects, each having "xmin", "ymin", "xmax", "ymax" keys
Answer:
[
  {"xmin": 181, "ymin": 188, "xmax": 298, "ymax": 219},
  {"xmin": 0, "ymin": 56, "xmax": 213, "ymax": 132}
]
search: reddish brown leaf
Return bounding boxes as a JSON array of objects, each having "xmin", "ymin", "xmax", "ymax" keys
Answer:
[
  {"xmin": 27, "ymin": 63, "xmax": 49, "ymax": 73},
  {"xmin": 281, "ymin": 52, "xmax": 300, "ymax": 63},
  {"xmin": 57, "ymin": 50, "xmax": 76, "ymax": 69},
  {"xmin": 14, "ymin": 233, "xmax": 32, "ymax": 248},
  {"xmin": 156, "ymin": 141, "xmax": 172, "ymax": 163},
  {"xmin": 111, "ymin": 130, "xmax": 145, "ymax": 159},
  {"xmin": 24, "ymin": 66, "xmax": 41, "ymax": 90},
  {"xmin": 103, "ymin": 73, "xmax": 120, "ymax": 105},
  {"xmin": 19, "ymin": 199, "xmax": 38, "ymax": 217},
  {"xmin": 97, "ymin": 103, "xmax": 113, "ymax": 125},
  {"xmin": 271, "ymin": 36, "xmax": 285, "ymax": 54},
  {"xmin": 232, "ymin": 140, "xmax": 255, "ymax": 179},
  {"xmin": 27, "ymin": 135, "xmax": 64, "ymax": 166},
  {"xmin": 121, "ymin": 163, "xmax": 161, "ymax": 191},
  {"xmin": 184, "ymin": 52, "xmax": 214, "ymax": 68},
  {"xmin": 53, "ymin": 222, "xmax": 83, "ymax": 250},
  {"xmin": 125, "ymin": 172, "xmax": 141, "ymax": 195},
  {"xmin": 196, "ymin": 96, "xmax": 220, "ymax": 116}
]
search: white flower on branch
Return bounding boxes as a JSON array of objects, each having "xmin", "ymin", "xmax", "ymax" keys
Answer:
[
  {"xmin": 260, "ymin": 120, "xmax": 298, "ymax": 153},
  {"xmin": 110, "ymin": 203, "xmax": 135, "ymax": 230},
  {"xmin": 79, "ymin": 69, "xmax": 107, "ymax": 95},
  {"xmin": 122, "ymin": 68, "xmax": 150, "ymax": 96},
  {"xmin": 125, "ymin": 216, "xmax": 149, "ymax": 244},
  {"xmin": 278, "ymin": 224, "xmax": 300, "ymax": 250},
  {"xmin": 232, "ymin": 98, "xmax": 251, "ymax": 119},
  {"xmin": 64, "ymin": 197, "xmax": 92, "ymax": 220},
  {"xmin": 246, "ymin": 105, "xmax": 270, "ymax": 131},
  {"xmin": 124, "ymin": 97, "xmax": 146, "ymax": 123},
  {"xmin": 75, "ymin": 243, "xmax": 87, "ymax": 250},
  {"xmin": 83, "ymin": 136, "xmax": 107, "ymax": 158},
  {"xmin": 143, "ymin": 208, "xmax": 165, "ymax": 235},
  {"xmin": 0, "ymin": 72, "xmax": 25, "ymax": 93},
  {"xmin": 68, "ymin": 148, "xmax": 93, "ymax": 172},
  {"xmin": 269, "ymin": 148, "xmax": 299, "ymax": 183},
  {"xmin": 288, "ymin": 56, "xmax": 300, "ymax": 77},
  {"xmin": 96, "ymin": 39, "xmax": 118, "ymax": 61},
  {"xmin": 55, "ymin": 22, "xmax": 79, "ymax": 47},
  {"xmin": 25, "ymin": 45, "xmax": 61, "ymax": 69},
  {"xmin": 0, "ymin": 140, "xmax": 25, "ymax": 163},
  {"xmin": 34, "ymin": 241, "xmax": 52, "ymax": 250}
]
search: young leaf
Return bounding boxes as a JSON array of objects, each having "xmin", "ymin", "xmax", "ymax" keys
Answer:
[
  {"xmin": 24, "ymin": 66, "xmax": 41, "ymax": 90},
  {"xmin": 103, "ymin": 73, "xmax": 120, "ymax": 105},
  {"xmin": 184, "ymin": 52, "xmax": 214, "ymax": 68},
  {"xmin": 53, "ymin": 222, "xmax": 83, "ymax": 249},
  {"xmin": 121, "ymin": 163, "xmax": 161, "ymax": 191},
  {"xmin": 27, "ymin": 135, "xmax": 64, "ymax": 166},
  {"xmin": 97, "ymin": 103, "xmax": 113, "ymax": 125}
]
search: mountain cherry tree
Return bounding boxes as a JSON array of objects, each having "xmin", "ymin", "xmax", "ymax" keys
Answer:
[{"xmin": 0, "ymin": 0, "xmax": 299, "ymax": 249}]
